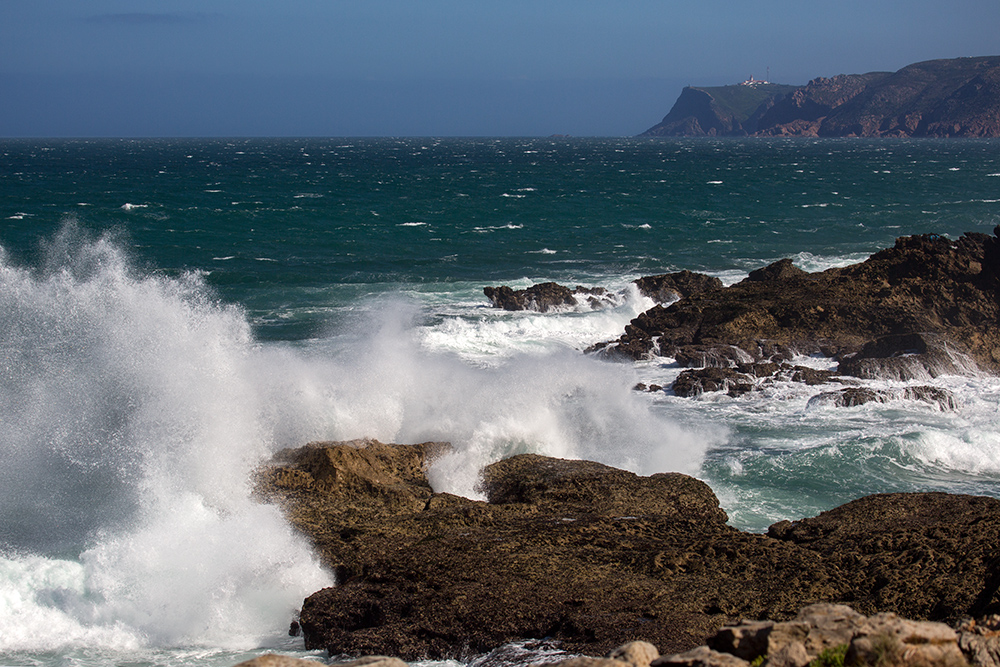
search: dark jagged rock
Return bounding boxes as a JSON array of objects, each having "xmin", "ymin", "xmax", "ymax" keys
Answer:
[
  {"xmin": 672, "ymin": 367, "xmax": 754, "ymax": 398},
  {"xmin": 601, "ymin": 231, "xmax": 1000, "ymax": 383},
  {"xmin": 672, "ymin": 363, "xmax": 848, "ymax": 399},
  {"xmin": 633, "ymin": 271, "xmax": 723, "ymax": 304},
  {"xmin": 806, "ymin": 386, "xmax": 959, "ymax": 411},
  {"xmin": 744, "ymin": 258, "xmax": 810, "ymax": 285},
  {"xmin": 838, "ymin": 332, "xmax": 978, "ymax": 381},
  {"xmin": 641, "ymin": 56, "xmax": 1000, "ymax": 138},
  {"xmin": 484, "ymin": 283, "xmax": 619, "ymax": 312},
  {"xmin": 484, "ymin": 272, "xmax": 721, "ymax": 314},
  {"xmin": 671, "ymin": 345, "xmax": 754, "ymax": 369},
  {"xmin": 766, "ymin": 492, "xmax": 1000, "ymax": 621},
  {"xmin": 257, "ymin": 442, "xmax": 1000, "ymax": 661},
  {"xmin": 484, "ymin": 283, "xmax": 578, "ymax": 312}
]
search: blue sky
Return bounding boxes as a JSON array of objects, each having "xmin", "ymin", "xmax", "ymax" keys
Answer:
[{"xmin": 2, "ymin": 0, "xmax": 999, "ymax": 137}]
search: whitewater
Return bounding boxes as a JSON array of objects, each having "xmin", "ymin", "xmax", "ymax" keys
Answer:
[{"xmin": 2, "ymin": 137, "xmax": 1000, "ymax": 667}]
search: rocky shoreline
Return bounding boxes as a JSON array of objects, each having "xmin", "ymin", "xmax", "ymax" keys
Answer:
[
  {"xmin": 238, "ymin": 604, "xmax": 1000, "ymax": 667},
  {"xmin": 487, "ymin": 229, "xmax": 1000, "ymax": 405},
  {"xmin": 255, "ymin": 440, "xmax": 1000, "ymax": 664},
  {"xmin": 248, "ymin": 231, "xmax": 1000, "ymax": 665}
]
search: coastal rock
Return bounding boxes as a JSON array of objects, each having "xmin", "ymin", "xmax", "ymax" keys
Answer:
[
  {"xmin": 671, "ymin": 345, "xmax": 754, "ymax": 368},
  {"xmin": 608, "ymin": 641, "xmax": 660, "ymax": 667},
  {"xmin": 484, "ymin": 272, "xmax": 721, "ymax": 314},
  {"xmin": 600, "ymin": 230, "xmax": 1000, "ymax": 388},
  {"xmin": 958, "ymin": 616, "xmax": 1000, "ymax": 667},
  {"xmin": 744, "ymin": 258, "xmax": 810, "ymax": 284},
  {"xmin": 335, "ymin": 658, "xmax": 409, "ymax": 667},
  {"xmin": 548, "ymin": 659, "xmax": 629, "ymax": 667},
  {"xmin": 258, "ymin": 442, "xmax": 1000, "ymax": 661},
  {"xmin": 484, "ymin": 283, "xmax": 579, "ymax": 312},
  {"xmin": 671, "ymin": 604, "xmax": 971, "ymax": 667},
  {"xmin": 671, "ymin": 367, "xmax": 754, "ymax": 398},
  {"xmin": 483, "ymin": 283, "xmax": 620, "ymax": 313},
  {"xmin": 652, "ymin": 646, "xmax": 749, "ymax": 667},
  {"xmin": 633, "ymin": 271, "xmax": 723, "ymax": 304},
  {"xmin": 837, "ymin": 332, "xmax": 978, "ymax": 381},
  {"xmin": 766, "ymin": 492, "xmax": 1000, "ymax": 621},
  {"xmin": 231, "ymin": 656, "xmax": 326, "ymax": 667},
  {"xmin": 707, "ymin": 604, "xmax": 865, "ymax": 665},
  {"xmin": 806, "ymin": 386, "xmax": 958, "ymax": 411},
  {"xmin": 846, "ymin": 614, "xmax": 965, "ymax": 667}
]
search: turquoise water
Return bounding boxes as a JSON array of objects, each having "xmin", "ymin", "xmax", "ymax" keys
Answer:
[
  {"xmin": 5, "ymin": 138, "xmax": 998, "ymax": 338},
  {"xmin": 2, "ymin": 137, "xmax": 1000, "ymax": 666}
]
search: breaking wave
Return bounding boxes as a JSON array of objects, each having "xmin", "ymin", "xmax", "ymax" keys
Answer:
[{"xmin": 0, "ymin": 223, "xmax": 716, "ymax": 654}]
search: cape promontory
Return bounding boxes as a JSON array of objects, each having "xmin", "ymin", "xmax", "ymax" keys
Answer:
[{"xmin": 640, "ymin": 56, "xmax": 1000, "ymax": 138}]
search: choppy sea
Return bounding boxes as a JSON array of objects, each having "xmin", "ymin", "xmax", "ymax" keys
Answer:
[{"xmin": 2, "ymin": 137, "xmax": 1000, "ymax": 667}]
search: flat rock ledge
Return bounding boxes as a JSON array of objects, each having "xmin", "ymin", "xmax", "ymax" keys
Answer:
[{"xmin": 255, "ymin": 440, "xmax": 1000, "ymax": 662}]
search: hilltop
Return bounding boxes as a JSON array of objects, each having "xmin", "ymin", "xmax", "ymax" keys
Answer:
[{"xmin": 640, "ymin": 55, "xmax": 1000, "ymax": 137}]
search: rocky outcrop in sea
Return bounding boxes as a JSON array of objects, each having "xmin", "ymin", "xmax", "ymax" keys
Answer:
[
  {"xmin": 590, "ymin": 230, "xmax": 1000, "ymax": 398},
  {"xmin": 255, "ymin": 440, "xmax": 1000, "ymax": 662},
  {"xmin": 483, "ymin": 271, "xmax": 722, "ymax": 313}
]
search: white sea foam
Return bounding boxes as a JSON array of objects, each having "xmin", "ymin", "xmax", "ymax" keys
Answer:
[
  {"xmin": 0, "ymin": 225, "xmax": 722, "ymax": 656},
  {"xmin": 791, "ymin": 250, "xmax": 872, "ymax": 273},
  {"xmin": 420, "ymin": 285, "xmax": 651, "ymax": 363},
  {"xmin": 0, "ymin": 223, "xmax": 332, "ymax": 653},
  {"xmin": 275, "ymin": 287, "xmax": 714, "ymax": 500}
]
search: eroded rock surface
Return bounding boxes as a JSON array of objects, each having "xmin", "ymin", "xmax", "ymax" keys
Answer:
[
  {"xmin": 599, "ymin": 231, "xmax": 1000, "ymax": 399},
  {"xmin": 484, "ymin": 270, "xmax": 722, "ymax": 315},
  {"xmin": 257, "ymin": 441, "xmax": 1000, "ymax": 661},
  {"xmin": 671, "ymin": 603, "xmax": 969, "ymax": 667}
]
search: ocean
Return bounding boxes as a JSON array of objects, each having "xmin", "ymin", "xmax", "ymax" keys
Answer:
[{"xmin": 2, "ymin": 137, "xmax": 1000, "ymax": 667}]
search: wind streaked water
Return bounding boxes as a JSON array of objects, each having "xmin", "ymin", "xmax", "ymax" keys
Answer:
[{"xmin": 2, "ymin": 137, "xmax": 1000, "ymax": 667}]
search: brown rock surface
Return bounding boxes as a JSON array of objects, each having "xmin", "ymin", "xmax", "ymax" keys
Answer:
[
  {"xmin": 678, "ymin": 603, "xmax": 970, "ymax": 667},
  {"xmin": 633, "ymin": 271, "xmax": 724, "ymax": 304},
  {"xmin": 483, "ymin": 283, "xmax": 619, "ymax": 313},
  {"xmin": 484, "ymin": 283, "xmax": 580, "ymax": 312},
  {"xmin": 256, "ymin": 442, "xmax": 1000, "ymax": 661},
  {"xmin": 231, "ymin": 655, "xmax": 326, "ymax": 667},
  {"xmin": 959, "ymin": 616, "xmax": 1000, "ymax": 667},
  {"xmin": 766, "ymin": 492, "xmax": 1000, "ymax": 620},
  {"xmin": 602, "ymin": 231, "xmax": 1000, "ymax": 383}
]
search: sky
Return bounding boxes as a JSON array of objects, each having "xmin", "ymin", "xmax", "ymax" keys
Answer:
[{"xmin": 2, "ymin": 0, "xmax": 999, "ymax": 137}]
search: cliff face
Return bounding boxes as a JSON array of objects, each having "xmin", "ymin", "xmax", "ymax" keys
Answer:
[
  {"xmin": 642, "ymin": 84, "xmax": 798, "ymax": 137},
  {"xmin": 641, "ymin": 56, "xmax": 1000, "ymax": 138}
]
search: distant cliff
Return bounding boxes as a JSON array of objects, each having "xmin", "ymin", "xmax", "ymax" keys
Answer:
[{"xmin": 641, "ymin": 56, "xmax": 1000, "ymax": 138}]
